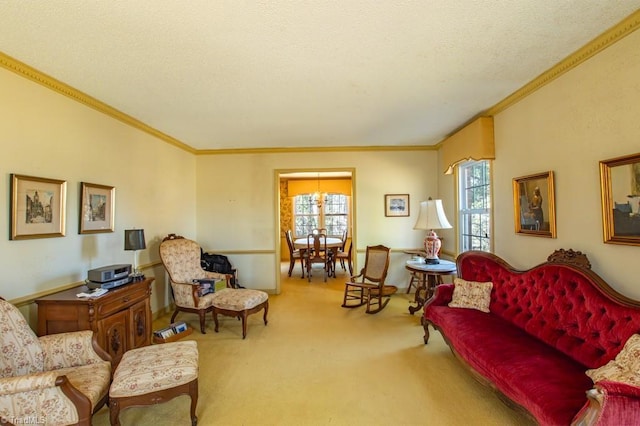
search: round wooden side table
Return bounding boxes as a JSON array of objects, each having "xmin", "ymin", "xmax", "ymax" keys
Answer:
[{"xmin": 406, "ymin": 260, "xmax": 457, "ymax": 315}]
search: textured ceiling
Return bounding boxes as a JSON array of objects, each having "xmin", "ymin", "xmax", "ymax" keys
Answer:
[{"xmin": 0, "ymin": 1, "xmax": 639, "ymax": 151}]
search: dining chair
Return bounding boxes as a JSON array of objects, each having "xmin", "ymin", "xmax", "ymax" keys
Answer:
[
  {"xmin": 341, "ymin": 245, "xmax": 396, "ymax": 314},
  {"xmin": 306, "ymin": 232, "xmax": 329, "ymax": 282},
  {"xmin": 285, "ymin": 229, "xmax": 305, "ymax": 278},
  {"xmin": 335, "ymin": 240, "xmax": 353, "ymax": 276}
]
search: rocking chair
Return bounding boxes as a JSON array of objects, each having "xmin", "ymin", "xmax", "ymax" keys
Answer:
[{"xmin": 341, "ymin": 245, "xmax": 396, "ymax": 314}]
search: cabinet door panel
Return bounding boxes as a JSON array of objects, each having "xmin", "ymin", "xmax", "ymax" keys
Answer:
[
  {"xmin": 129, "ymin": 299, "xmax": 151, "ymax": 349},
  {"xmin": 98, "ymin": 310, "xmax": 128, "ymax": 365}
]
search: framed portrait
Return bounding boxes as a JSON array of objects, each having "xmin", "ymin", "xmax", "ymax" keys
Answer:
[
  {"xmin": 385, "ymin": 194, "xmax": 410, "ymax": 217},
  {"xmin": 512, "ymin": 171, "xmax": 556, "ymax": 238},
  {"xmin": 10, "ymin": 174, "xmax": 67, "ymax": 240},
  {"xmin": 79, "ymin": 182, "xmax": 115, "ymax": 234},
  {"xmin": 600, "ymin": 152, "xmax": 640, "ymax": 245}
]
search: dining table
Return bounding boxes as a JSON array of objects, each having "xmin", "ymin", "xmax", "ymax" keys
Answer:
[
  {"xmin": 293, "ymin": 237, "xmax": 344, "ymax": 278},
  {"xmin": 293, "ymin": 237, "xmax": 343, "ymax": 250}
]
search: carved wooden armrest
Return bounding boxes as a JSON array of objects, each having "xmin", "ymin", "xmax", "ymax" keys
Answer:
[
  {"xmin": 0, "ymin": 372, "xmax": 91, "ymax": 426},
  {"xmin": 572, "ymin": 381, "xmax": 640, "ymax": 426}
]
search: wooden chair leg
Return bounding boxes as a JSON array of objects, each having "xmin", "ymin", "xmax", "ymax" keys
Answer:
[
  {"xmin": 198, "ymin": 311, "xmax": 206, "ymax": 334},
  {"xmin": 189, "ymin": 379, "xmax": 199, "ymax": 426},
  {"xmin": 241, "ymin": 310, "xmax": 248, "ymax": 339},
  {"xmin": 263, "ymin": 301, "xmax": 269, "ymax": 325},
  {"xmin": 288, "ymin": 259, "xmax": 295, "ymax": 276},
  {"xmin": 212, "ymin": 310, "xmax": 220, "ymax": 333}
]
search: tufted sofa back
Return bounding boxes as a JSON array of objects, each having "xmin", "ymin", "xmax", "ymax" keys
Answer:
[{"xmin": 456, "ymin": 251, "xmax": 640, "ymax": 369}]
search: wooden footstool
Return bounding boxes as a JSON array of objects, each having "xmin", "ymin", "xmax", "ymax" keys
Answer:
[
  {"xmin": 109, "ymin": 340, "xmax": 199, "ymax": 426},
  {"xmin": 211, "ymin": 288, "xmax": 269, "ymax": 339}
]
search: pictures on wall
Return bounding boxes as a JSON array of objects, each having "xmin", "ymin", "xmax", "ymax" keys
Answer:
[
  {"xmin": 385, "ymin": 194, "xmax": 409, "ymax": 217},
  {"xmin": 9, "ymin": 174, "xmax": 117, "ymax": 240},
  {"xmin": 600, "ymin": 152, "xmax": 640, "ymax": 246},
  {"xmin": 512, "ymin": 171, "xmax": 556, "ymax": 238},
  {"xmin": 10, "ymin": 174, "xmax": 67, "ymax": 240},
  {"xmin": 79, "ymin": 182, "xmax": 115, "ymax": 234}
]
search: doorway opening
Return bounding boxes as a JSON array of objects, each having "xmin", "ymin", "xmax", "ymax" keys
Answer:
[{"xmin": 275, "ymin": 168, "xmax": 356, "ymax": 294}]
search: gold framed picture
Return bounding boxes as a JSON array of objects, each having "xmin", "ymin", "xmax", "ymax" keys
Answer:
[
  {"xmin": 385, "ymin": 194, "xmax": 409, "ymax": 217},
  {"xmin": 10, "ymin": 174, "xmax": 67, "ymax": 240},
  {"xmin": 600, "ymin": 152, "xmax": 640, "ymax": 245},
  {"xmin": 79, "ymin": 182, "xmax": 115, "ymax": 234},
  {"xmin": 513, "ymin": 171, "xmax": 556, "ymax": 238}
]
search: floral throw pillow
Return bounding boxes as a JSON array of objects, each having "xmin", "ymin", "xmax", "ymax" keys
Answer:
[
  {"xmin": 586, "ymin": 334, "xmax": 640, "ymax": 386},
  {"xmin": 448, "ymin": 278, "xmax": 493, "ymax": 313}
]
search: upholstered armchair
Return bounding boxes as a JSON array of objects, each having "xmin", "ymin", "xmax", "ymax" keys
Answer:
[
  {"xmin": 159, "ymin": 234, "xmax": 232, "ymax": 333},
  {"xmin": 0, "ymin": 297, "xmax": 111, "ymax": 426}
]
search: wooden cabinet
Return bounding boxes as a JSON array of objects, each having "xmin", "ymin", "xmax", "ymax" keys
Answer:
[{"xmin": 36, "ymin": 278, "xmax": 153, "ymax": 366}]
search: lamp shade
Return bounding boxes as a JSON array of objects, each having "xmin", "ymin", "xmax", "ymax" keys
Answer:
[
  {"xmin": 124, "ymin": 229, "xmax": 146, "ymax": 251},
  {"xmin": 413, "ymin": 200, "xmax": 452, "ymax": 230}
]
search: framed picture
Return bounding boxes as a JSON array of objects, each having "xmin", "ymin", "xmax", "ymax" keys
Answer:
[
  {"xmin": 79, "ymin": 182, "xmax": 115, "ymax": 234},
  {"xmin": 385, "ymin": 194, "xmax": 410, "ymax": 217},
  {"xmin": 600, "ymin": 152, "xmax": 640, "ymax": 245},
  {"xmin": 512, "ymin": 171, "xmax": 556, "ymax": 238},
  {"xmin": 10, "ymin": 174, "xmax": 67, "ymax": 240}
]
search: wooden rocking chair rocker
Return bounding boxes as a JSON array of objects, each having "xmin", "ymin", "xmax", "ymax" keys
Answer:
[{"xmin": 341, "ymin": 245, "xmax": 397, "ymax": 314}]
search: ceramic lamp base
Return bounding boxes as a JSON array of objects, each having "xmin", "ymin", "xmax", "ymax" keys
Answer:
[{"xmin": 424, "ymin": 230, "xmax": 442, "ymax": 264}]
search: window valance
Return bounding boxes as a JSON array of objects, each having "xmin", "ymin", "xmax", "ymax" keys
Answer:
[
  {"xmin": 441, "ymin": 116, "xmax": 494, "ymax": 174},
  {"xmin": 287, "ymin": 179, "xmax": 352, "ymax": 197}
]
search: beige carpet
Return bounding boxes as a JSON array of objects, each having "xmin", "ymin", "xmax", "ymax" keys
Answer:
[{"xmin": 92, "ymin": 264, "xmax": 535, "ymax": 426}]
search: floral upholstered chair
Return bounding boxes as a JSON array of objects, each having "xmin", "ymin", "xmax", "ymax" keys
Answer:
[
  {"xmin": 0, "ymin": 297, "xmax": 111, "ymax": 426},
  {"xmin": 160, "ymin": 234, "xmax": 269, "ymax": 338}
]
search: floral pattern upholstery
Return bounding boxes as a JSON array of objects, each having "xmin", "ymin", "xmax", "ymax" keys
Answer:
[
  {"xmin": 159, "ymin": 237, "xmax": 228, "ymax": 308},
  {"xmin": 0, "ymin": 299, "xmax": 110, "ymax": 425},
  {"xmin": 110, "ymin": 341, "xmax": 198, "ymax": 398},
  {"xmin": 40, "ymin": 330, "xmax": 107, "ymax": 370},
  {"xmin": 448, "ymin": 278, "xmax": 493, "ymax": 313},
  {"xmin": 586, "ymin": 334, "xmax": 640, "ymax": 386},
  {"xmin": 0, "ymin": 300, "xmax": 44, "ymax": 378},
  {"xmin": 211, "ymin": 288, "xmax": 268, "ymax": 311}
]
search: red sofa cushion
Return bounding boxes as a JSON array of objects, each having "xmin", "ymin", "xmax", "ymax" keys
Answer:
[
  {"xmin": 428, "ymin": 305, "xmax": 593, "ymax": 425},
  {"xmin": 457, "ymin": 256, "xmax": 640, "ymax": 368}
]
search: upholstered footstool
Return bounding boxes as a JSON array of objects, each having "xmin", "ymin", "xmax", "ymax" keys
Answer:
[
  {"xmin": 211, "ymin": 288, "xmax": 269, "ymax": 339},
  {"xmin": 109, "ymin": 341, "xmax": 199, "ymax": 426}
]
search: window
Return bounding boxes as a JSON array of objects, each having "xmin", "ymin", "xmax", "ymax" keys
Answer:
[
  {"xmin": 458, "ymin": 160, "xmax": 491, "ymax": 252},
  {"xmin": 294, "ymin": 193, "xmax": 349, "ymax": 237}
]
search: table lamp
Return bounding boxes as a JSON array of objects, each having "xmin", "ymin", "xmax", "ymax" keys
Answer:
[
  {"xmin": 413, "ymin": 199, "xmax": 452, "ymax": 264},
  {"xmin": 124, "ymin": 228, "xmax": 146, "ymax": 280}
]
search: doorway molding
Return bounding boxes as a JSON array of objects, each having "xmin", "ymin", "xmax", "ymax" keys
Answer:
[{"xmin": 274, "ymin": 167, "xmax": 356, "ymax": 294}]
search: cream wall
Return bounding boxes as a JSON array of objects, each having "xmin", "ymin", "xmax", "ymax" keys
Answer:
[
  {"xmin": 0, "ymin": 67, "xmax": 197, "ymax": 319},
  {"xmin": 492, "ymin": 29, "xmax": 640, "ymax": 298},
  {"xmin": 195, "ymin": 150, "xmax": 438, "ymax": 293}
]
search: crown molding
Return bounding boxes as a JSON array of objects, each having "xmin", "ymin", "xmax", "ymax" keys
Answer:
[
  {"xmin": 2, "ymin": 9, "xmax": 639, "ymax": 155},
  {"xmin": 485, "ymin": 9, "xmax": 640, "ymax": 116},
  {"xmin": 0, "ymin": 51, "xmax": 196, "ymax": 154},
  {"xmin": 196, "ymin": 144, "xmax": 437, "ymax": 155}
]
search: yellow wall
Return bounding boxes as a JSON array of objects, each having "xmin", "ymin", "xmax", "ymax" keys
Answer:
[
  {"xmin": 0, "ymin": 66, "xmax": 197, "ymax": 320},
  {"xmin": 195, "ymin": 151, "xmax": 438, "ymax": 293},
  {"xmin": 490, "ymin": 29, "xmax": 640, "ymax": 298}
]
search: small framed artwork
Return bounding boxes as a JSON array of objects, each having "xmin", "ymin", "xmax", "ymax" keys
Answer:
[
  {"xmin": 600, "ymin": 152, "xmax": 640, "ymax": 245},
  {"xmin": 385, "ymin": 194, "xmax": 410, "ymax": 217},
  {"xmin": 79, "ymin": 182, "xmax": 115, "ymax": 234},
  {"xmin": 512, "ymin": 171, "xmax": 556, "ymax": 238},
  {"xmin": 10, "ymin": 174, "xmax": 67, "ymax": 240}
]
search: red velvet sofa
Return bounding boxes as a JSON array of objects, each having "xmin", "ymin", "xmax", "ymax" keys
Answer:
[{"xmin": 423, "ymin": 249, "xmax": 640, "ymax": 425}]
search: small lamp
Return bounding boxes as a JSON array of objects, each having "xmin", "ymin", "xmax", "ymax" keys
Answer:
[
  {"xmin": 413, "ymin": 199, "xmax": 452, "ymax": 264},
  {"xmin": 124, "ymin": 229, "xmax": 146, "ymax": 280}
]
